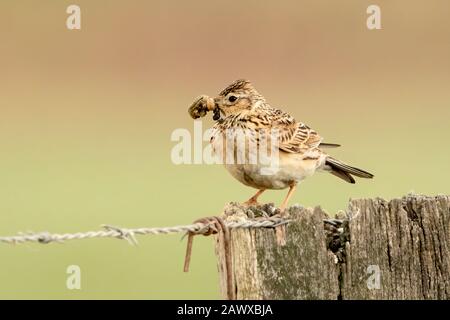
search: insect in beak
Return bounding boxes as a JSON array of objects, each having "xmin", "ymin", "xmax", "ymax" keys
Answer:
[
  {"xmin": 188, "ymin": 95, "xmax": 216, "ymax": 119},
  {"xmin": 213, "ymin": 107, "xmax": 222, "ymax": 121}
]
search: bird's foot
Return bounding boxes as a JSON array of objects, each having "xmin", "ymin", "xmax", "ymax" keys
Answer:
[
  {"xmin": 242, "ymin": 198, "xmax": 261, "ymax": 207},
  {"xmin": 242, "ymin": 189, "xmax": 266, "ymax": 208}
]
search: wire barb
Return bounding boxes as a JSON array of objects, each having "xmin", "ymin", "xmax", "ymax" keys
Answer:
[
  {"xmin": 101, "ymin": 224, "xmax": 139, "ymax": 246},
  {"xmin": 0, "ymin": 215, "xmax": 347, "ymax": 300}
]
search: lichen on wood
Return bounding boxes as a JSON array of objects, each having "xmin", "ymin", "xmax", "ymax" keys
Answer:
[{"xmin": 214, "ymin": 195, "xmax": 450, "ymax": 300}]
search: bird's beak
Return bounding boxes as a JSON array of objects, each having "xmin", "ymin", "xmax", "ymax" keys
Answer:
[{"xmin": 213, "ymin": 97, "xmax": 221, "ymax": 108}]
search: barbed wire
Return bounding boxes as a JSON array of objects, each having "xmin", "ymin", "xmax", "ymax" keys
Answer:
[{"xmin": 0, "ymin": 217, "xmax": 292, "ymax": 246}]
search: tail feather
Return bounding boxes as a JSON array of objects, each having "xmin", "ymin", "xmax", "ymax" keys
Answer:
[
  {"xmin": 325, "ymin": 157, "xmax": 374, "ymax": 183},
  {"xmin": 319, "ymin": 142, "xmax": 341, "ymax": 148},
  {"xmin": 329, "ymin": 169, "xmax": 356, "ymax": 184}
]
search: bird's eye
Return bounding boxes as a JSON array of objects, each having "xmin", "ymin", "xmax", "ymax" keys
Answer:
[{"xmin": 228, "ymin": 95, "xmax": 238, "ymax": 103}]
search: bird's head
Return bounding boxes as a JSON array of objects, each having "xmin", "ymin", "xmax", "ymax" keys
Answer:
[{"xmin": 213, "ymin": 79, "xmax": 265, "ymax": 118}]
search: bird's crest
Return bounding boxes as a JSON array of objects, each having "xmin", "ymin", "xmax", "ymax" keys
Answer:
[{"xmin": 219, "ymin": 79, "xmax": 256, "ymax": 96}]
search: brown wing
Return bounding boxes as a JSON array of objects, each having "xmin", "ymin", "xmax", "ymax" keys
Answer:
[
  {"xmin": 266, "ymin": 108, "xmax": 323, "ymax": 153},
  {"xmin": 278, "ymin": 122, "xmax": 323, "ymax": 153}
]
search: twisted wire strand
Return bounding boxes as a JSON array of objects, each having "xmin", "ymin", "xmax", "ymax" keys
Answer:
[{"xmin": 0, "ymin": 217, "xmax": 293, "ymax": 245}]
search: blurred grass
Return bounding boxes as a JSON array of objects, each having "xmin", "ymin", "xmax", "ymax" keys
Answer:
[{"xmin": 0, "ymin": 88, "xmax": 448, "ymax": 299}]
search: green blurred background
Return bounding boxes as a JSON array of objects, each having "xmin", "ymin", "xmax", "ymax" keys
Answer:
[{"xmin": 0, "ymin": 0, "xmax": 449, "ymax": 299}]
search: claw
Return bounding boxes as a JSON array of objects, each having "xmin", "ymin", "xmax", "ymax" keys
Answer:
[{"xmin": 242, "ymin": 199, "xmax": 261, "ymax": 207}]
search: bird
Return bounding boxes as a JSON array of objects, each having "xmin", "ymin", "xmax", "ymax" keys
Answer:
[{"xmin": 189, "ymin": 79, "xmax": 373, "ymax": 244}]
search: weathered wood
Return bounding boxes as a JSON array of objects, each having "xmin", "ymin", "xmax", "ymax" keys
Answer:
[
  {"xmin": 215, "ymin": 203, "xmax": 340, "ymax": 299},
  {"xmin": 341, "ymin": 195, "xmax": 450, "ymax": 299},
  {"xmin": 214, "ymin": 195, "xmax": 450, "ymax": 300}
]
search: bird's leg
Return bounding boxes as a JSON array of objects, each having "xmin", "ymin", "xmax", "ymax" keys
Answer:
[
  {"xmin": 279, "ymin": 183, "xmax": 297, "ymax": 211},
  {"xmin": 242, "ymin": 189, "xmax": 266, "ymax": 206},
  {"xmin": 275, "ymin": 183, "xmax": 297, "ymax": 246}
]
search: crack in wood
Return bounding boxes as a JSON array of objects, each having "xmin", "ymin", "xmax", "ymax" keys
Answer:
[{"xmin": 214, "ymin": 194, "xmax": 450, "ymax": 299}]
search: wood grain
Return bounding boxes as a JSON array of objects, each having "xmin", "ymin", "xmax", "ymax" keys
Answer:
[{"xmin": 214, "ymin": 195, "xmax": 450, "ymax": 300}]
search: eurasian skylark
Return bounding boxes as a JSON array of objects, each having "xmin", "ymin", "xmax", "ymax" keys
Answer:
[{"xmin": 189, "ymin": 79, "xmax": 373, "ymax": 244}]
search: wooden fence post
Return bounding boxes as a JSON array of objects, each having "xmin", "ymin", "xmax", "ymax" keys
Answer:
[{"xmin": 214, "ymin": 195, "xmax": 450, "ymax": 299}]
